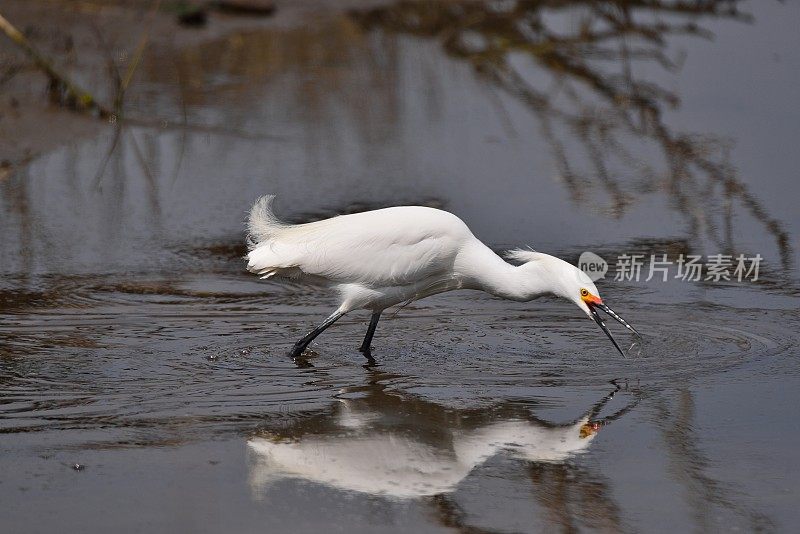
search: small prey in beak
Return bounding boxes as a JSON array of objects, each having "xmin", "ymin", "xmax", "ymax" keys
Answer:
[{"xmin": 581, "ymin": 290, "xmax": 641, "ymax": 356}]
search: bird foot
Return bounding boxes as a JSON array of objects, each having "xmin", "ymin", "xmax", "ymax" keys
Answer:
[
  {"xmin": 293, "ymin": 357, "xmax": 314, "ymax": 369},
  {"xmin": 358, "ymin": 345, "xmax": 377, "ymax": 366},
  {"xmin": 289, "ymin": 345, "xmax": 316, "ymax": 360},
  {"xmin": 289, "ymin": 346, "xmax": 317, "ymax": 368}
]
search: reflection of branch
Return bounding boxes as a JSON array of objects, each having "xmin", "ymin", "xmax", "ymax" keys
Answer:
[
  {"xmin": 169, "ymin": 57, "xmax": 190, "ymax": 189},
  {"xmin": 353, "ymin": 0, "xmax": 792, "ymax": 268},
  {"xmin": 92, "ymin": 121, "xmax": 123, "ymax": 187},
  {"xmin": 128, "ymin": 129, "xmax": 162, "ymax": 218},
  {"xmin": 654, "ymin": 390, "xmax": 773, "ymax": 531},
  {"xmin": 528, "ymin": 462, "xmax": 626, "ymax": 533}
]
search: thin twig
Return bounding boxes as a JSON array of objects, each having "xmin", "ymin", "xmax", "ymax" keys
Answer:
[{"xmin": 0, "ymin": 11, "xmax": 111, "ymax": 117}]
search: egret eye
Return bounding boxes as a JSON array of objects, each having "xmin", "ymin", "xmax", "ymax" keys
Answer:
[{"xmin": 580, "ymin": 288, "xmax": 589, "ymax": 297}]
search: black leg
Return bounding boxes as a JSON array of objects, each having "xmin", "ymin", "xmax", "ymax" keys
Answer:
[
  {"xmin": 358, "ymin": 312, "xmax": 382, "ymax": 356},
  {"xmin": 289, "ymin": 310, "xmax": 345, "ymax": 359}
]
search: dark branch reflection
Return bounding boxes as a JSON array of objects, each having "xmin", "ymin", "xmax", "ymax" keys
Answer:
[
  {"xmin": 352, "ymin": 0, "xmax": 791, "ymax": 267},
  {"xmin": 528, "ymin": 462, "xmax": 624, "ymax": 533},
  {"xmin": 653, "ymin": 389, "xmax": 774, "ymax": 532}
]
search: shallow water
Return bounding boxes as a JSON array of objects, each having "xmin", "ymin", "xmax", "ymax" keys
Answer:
[{"xmin": 1, "ymin": 1, "xmax": 799, "ymax": 532}]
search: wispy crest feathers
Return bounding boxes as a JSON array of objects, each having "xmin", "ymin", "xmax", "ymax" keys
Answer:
[{"xmin": 503, "ymin": 247, "xmax": 549, "ymax": 264}]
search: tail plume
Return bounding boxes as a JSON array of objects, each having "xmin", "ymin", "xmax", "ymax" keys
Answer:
[{"xmin": 247, "ymin": 195, "xmax": 287, "ymax": 249}]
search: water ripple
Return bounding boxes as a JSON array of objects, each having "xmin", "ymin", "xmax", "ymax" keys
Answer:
[{"xmin": 0, "ymin": 275, "xmax": 794, "ymax": 442}]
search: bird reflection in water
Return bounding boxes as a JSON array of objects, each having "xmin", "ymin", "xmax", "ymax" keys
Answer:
[{"xmin": 248, "ymin": 371, "xmax": 638, "ymax": 503}]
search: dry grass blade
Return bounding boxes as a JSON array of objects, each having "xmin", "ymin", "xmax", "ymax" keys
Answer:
[{"xmin": 0, "ymin": 12, "xmax": 111, "ymax": 117}]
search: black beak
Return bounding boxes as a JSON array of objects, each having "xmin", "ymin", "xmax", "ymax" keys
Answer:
[
  {"xmin": 596, "ymin": 302, "xmax": 641, "ymax": 338},
  {"xmin": 588, "ymin": 302, "xmax": 641, "ymax": 356}
]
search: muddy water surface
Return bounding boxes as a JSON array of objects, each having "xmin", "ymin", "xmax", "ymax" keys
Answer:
[{"xmin": 1, "ymin": 1, "xmax": 799, "ymax": 532}]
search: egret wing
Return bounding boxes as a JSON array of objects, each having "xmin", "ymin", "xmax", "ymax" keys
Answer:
[{"xmin": 247, "ymin": 206, "xmax": 471, "ymax": 287}]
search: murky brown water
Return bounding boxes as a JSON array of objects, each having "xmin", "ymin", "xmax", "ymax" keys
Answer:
[{"xmin": 1, "ymin": 1, "xmax": 799, "ymax": 532}]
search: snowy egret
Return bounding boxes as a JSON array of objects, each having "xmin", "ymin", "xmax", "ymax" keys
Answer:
[{"xmin": 245, "ymin": 195, "xmax": 640, "ymax": 359}]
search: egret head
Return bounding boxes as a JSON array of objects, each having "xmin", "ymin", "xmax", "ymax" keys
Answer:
[
  {"xmin": 564, "ymin": 262, "xmax": 640, "ymax": 356},
  {"xmin": 506, "ymin": 249, "xmax": 640, "ymax": 355}
]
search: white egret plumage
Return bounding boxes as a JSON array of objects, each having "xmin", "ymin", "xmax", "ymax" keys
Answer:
[
  {"xmin": 246, "ymin": 383, "xmax": 637, "ymax": 499},
  {"xmin": 247, "ymin": 414, "xmax": 601, "ymax": 499},
  {"xmin": 245, "ymin": 195, "xmax": 640, "ymax": 360}
]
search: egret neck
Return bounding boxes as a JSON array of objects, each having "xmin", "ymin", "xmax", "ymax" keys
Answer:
[{"xmin": 456, "ymin": 242, "xmax": 556, "ymax": 302}]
